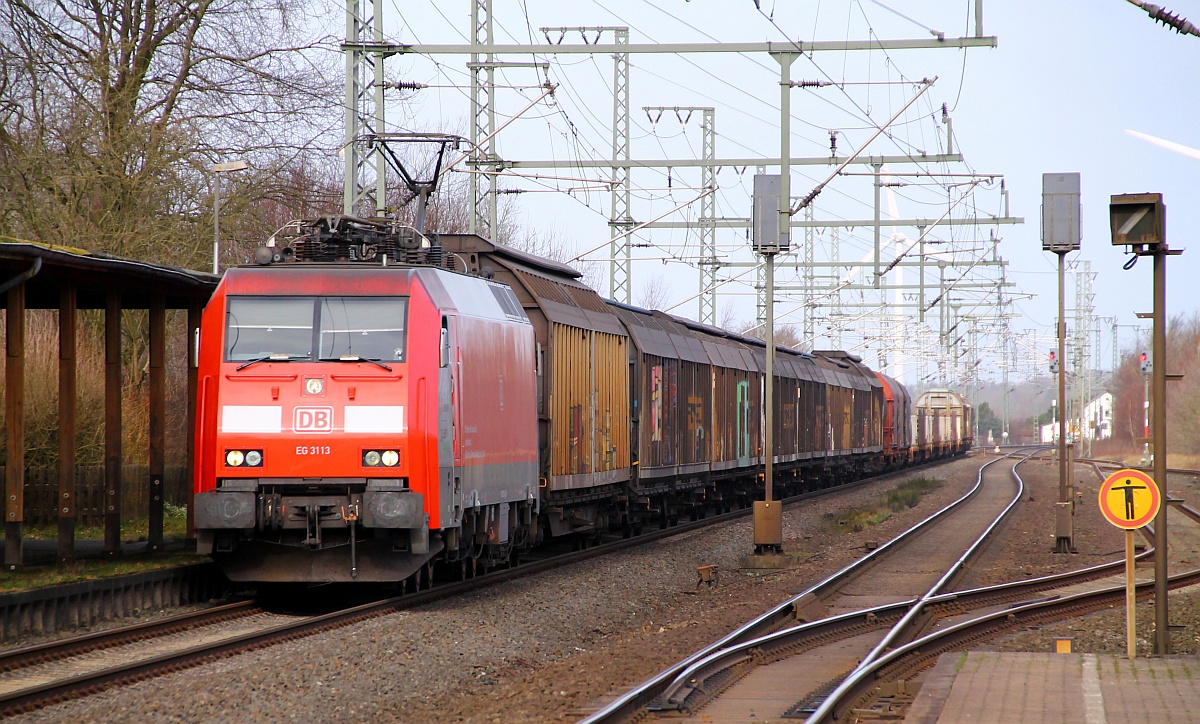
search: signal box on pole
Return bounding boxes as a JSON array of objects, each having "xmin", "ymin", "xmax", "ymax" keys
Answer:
[{"xmin": 1110, "ymin": 193, "xmax": 1165, "ymax": 252}]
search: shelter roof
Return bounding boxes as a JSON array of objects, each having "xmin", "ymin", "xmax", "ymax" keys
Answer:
[{"xmin": 0, "ymin": 241, "xmax": 218, "ymax": 310}]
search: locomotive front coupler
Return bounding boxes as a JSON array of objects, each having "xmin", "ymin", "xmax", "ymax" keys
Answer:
[{"xmin": 341, "ymin": 502, "xmax": 361, "ymax": 578}]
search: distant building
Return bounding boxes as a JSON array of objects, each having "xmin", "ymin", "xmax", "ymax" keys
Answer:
[
  {"xmin": 1083, "ymin": 392, "xmax": 1113, "ymax": 441},
  {"xmin": 1039, "ymin": 391, "xmax": 1113, "ymax": 445}
]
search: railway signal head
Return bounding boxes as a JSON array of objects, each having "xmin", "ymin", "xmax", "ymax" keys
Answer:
[
  {"xmin": 1140, "ymin": 351, "xmax": 1152, "ymax": 375},
  {"xmin": 1110, "ymin": 192, "xmax": 1165, "ymax": 252},
  {"xmin": 1049, "ymin": 350, "xmax": 1059, "ymax": 374}
]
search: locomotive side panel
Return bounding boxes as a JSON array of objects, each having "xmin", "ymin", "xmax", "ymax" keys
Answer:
[
  {"xmin": 438, "ymin": 235, "xmax": 631, "ymax": 495},
  {"xmin": 425, "ymin": 271, "xmax": 539, "ymax": 525}
]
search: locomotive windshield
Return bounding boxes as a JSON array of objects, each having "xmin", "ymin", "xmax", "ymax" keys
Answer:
[{"xmin": 226, "ymin": 296, "xmax": 408, "ymax": 362}]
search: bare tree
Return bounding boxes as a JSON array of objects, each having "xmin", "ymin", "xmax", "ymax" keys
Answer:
[
  {"xmin": 0, "ymin": 0, "xmax": 341, "ymax": 267},
  {"xmin": 636, "ymin": 275, "xmax": 671, "ymax": 311},
  {"xmin": 719, "ymin": 303, "xmax": 742, "ymax": 332},
  {"xmin": 499, "ymin": 222, "xmax": 604, "ymax": 292},
  {"xmin": 740, "ymin": 320, "xmax": 803, "ymax": 349}
]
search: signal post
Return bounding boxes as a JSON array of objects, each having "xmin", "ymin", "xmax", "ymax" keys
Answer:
[
  {"xmin": 746, "ymin": 173, "xmax": 786, "ymax": 566},
  {"xmin": 1111, "ymin": 191, "xmax": 1179, "ymax": 655},
  {"xmin": 1042, "ymin": 173, "xmax": 1080, "ymax": 553}
]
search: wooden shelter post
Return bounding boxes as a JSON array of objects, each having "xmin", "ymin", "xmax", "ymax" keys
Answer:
[
  {"xmin": 104, "ymin": 291, "xmax": 122, "ymax": 554},
  {"xmin": 57, "ymin": 284, "xmax": 77, "ymax": 562},
  {"xmin": 5, "ymin": 283, "xmax": 25, "ymax": 569},
  {"xmin": 148, "ymin": 297, "xmax": 165, "ymax": 550},
  {"xmin": 186, "ymin": 303, "xmax": 200, "ymax": 544}
]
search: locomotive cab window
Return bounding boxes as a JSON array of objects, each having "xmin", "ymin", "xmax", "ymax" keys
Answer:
[
  {"xmin": 226, "ymin": 296, "xmax": 408, "ymax": 363},
  {"xmin": 319, "ymin": 298, "xmax": 408, "ymax": 362},
  {"xmin": 225, "ymin": 297, "xmax": 315, "ymax": 361}
]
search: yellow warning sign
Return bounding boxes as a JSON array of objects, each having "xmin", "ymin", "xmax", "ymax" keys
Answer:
[{"xmin": 1098, "ymin": 468, "xmax": 1161, "ymax": 529}]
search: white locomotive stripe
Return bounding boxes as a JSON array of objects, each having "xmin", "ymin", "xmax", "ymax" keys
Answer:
[
  {"xmin": 345, "ymin": 406, "xmax": 406, "ymax": 433},
  {"xmin": 222, "ymin": 406, "xmax": 283, "ymax": 433}
]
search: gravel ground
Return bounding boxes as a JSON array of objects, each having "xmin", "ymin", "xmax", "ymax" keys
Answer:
[
  {"xmin": 19, "ymin": 451, "xmax": 1198, "ymax": 724},
  {"xmin": 987, "ymin": 460, "xmax": 1200, "ymax": 657},
  {"xmin": 957, "ymin": 454, "xmax": 1128, "ymax": 589}
]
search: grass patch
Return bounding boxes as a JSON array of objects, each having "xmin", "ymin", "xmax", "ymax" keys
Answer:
[
  {"xmin": 0, "ymin": 503, "xmax": 200, "ymax": 593},
  {"xmin": 0, "ymin": 553, "xmax": 205, "ymax": 593},
  {"xmin": 834, "ymin": 508, "xmax": 892, "ymax": 532},
  {"xmin": 22, "ymin": 503, "xmax": 189, "ymax": 543},
  {"xmin": 0, "ymin": 554, "xmax": 204, "ymax": 595},
  {"xmin": 885, "ymin": 477, "xmax": 942, "ymax": 511},
  {"xmin": 827, "ymin": 476, "xmax": 943, "ymax": 533}
]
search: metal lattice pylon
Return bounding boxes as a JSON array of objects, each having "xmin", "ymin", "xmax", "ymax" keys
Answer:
[
  {"xmin": 644, "ymin": 106, "xmax": 716, "ymax": 321},
  {"xmin": 699, "ymin": 109, "xmax": 717, "ymax": 325},
  {"xmin": 802, "ymin": 206, "xmax": 814, "ymax": 350},
  {"xmin": 609, "ymin": 28, "xmax": 631, "ymax": 303},
  {"xmin": 470, "ymin": 0, "xmax": 497, "ymax": 236},
  {"xmin": 343, "ymin": 0, "xmax": 386, "ymax": 216},
  {"xmin": 1074, "ymin": 260, "xmax": 1095, "ymax": 455}
]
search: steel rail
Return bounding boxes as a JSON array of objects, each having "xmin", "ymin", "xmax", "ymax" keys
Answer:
[
  {"xmin": 1079, "ymin": 458, "xmax": 1200, "ymax": 478},
  {"xmin": 0, "ymin": 599, "xmax": 260, "ymax": 673},
  {"xmin": 653, "ymin": 451, "xmax": 1029, "ymax": 719},
  {"xmin": 625, "ymin": 527, "xmax": 1155, "ymax": 718},
  {"xmin": 0, "ymin": 456, "xmax": 964, "ymax": 716},
  {"xmin": 1083, "ymin": 460, "xmax": 1200, "ymax": 524},
  {"xmin": 578, "ymin": 448, "xmax": 1037, "ymax": 723},
  {"xmin": 807, "ymin": 551, "xmax": 1194, "ymax": 724},
  {"xmin": 803, "ymin": 451, "xmax": 1032, "ymax": 722}
]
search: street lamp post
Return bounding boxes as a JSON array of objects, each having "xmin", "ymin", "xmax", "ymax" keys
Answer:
[{"xmin": 212, "ymin": 160, "xmax": 249, "ymax": 274}]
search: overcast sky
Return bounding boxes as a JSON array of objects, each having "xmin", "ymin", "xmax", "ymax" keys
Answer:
[{"xmin": 366, "ymin": 1, "xmax": 1199, "ymax": 384}]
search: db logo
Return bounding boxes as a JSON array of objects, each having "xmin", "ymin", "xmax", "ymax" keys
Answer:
[{"xmin": 293, "ymin": 407, "xmax": 334, "ymax": 433}]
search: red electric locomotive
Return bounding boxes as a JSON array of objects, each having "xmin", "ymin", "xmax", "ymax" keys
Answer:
[
  {"xmin": 193, "ymin": 214, "xmax": 973, "ymax": 586},
  {"xmin": 193, "ymin": 217, "xmax": 538, "ymax": 582}
]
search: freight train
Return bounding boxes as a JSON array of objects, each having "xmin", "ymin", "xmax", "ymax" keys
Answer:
[{"xmin": 192, "ymin": 216, "xmax": 973, "ymax": 583}]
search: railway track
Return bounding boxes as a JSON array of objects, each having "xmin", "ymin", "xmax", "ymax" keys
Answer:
[
  {"xmin": 805, "ymin": 464, "xmax": 1200, "ymax": 722},
  {"xmin": 0, "ymin": 457, "xmax": 960, "ymax": 716},
  {"xmin": 577, "ymin": 448, "xmax": 1038, "ymax": 722},
  {"xmin": 578, "ymin": 448, "xmax": 1183, "ymax": 723},
  {"xmin": 579, "ymin": 451, "xmax": 1200, "ymax": 723}
]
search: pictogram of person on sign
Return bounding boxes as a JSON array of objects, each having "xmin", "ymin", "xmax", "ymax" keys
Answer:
[{"xmin": 1113, "ymin": 478, "xmax": 1147, "ymax": 520}]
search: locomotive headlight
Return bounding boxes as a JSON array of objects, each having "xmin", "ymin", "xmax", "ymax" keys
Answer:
[
  {"xmin": 362, "ymin": 449, "xmax": 400, "ymax": 467},
  {"xmin": 225, "ymin": 449, "xmax": 263, "ymax": 467}
]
